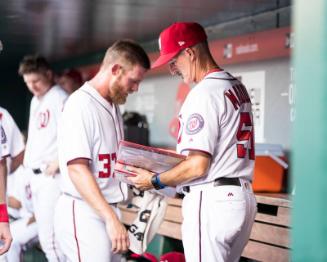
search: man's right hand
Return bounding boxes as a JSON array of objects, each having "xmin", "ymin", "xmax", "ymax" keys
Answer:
[{"xmin": 105, "ymin": 217, "xmax": 130, "ymax": 254}]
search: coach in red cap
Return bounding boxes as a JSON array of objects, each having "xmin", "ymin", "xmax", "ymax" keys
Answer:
[{"xmin": 129, "ymin": 22, "xmax": 257, "ymax": 262}]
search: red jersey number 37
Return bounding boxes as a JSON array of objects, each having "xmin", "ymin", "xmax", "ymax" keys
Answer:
[{"xmin": 98, "ymin": 153, "xmax": 117, "ymax": 178}]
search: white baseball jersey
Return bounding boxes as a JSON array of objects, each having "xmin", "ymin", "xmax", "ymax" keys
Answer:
[
  {"xmin": 0, "ymin": 107, "xmax": 25, "ymax": 159},
  {"xmin": 0, "ymin": 112, "xmax": 9, "ymax": 159},
  {"xmin": 176, "ymin": 70, "xmax": 257, "ymax": 262},
  {"xmin": 0, "ymin": 121, "xmax": 3, "ymax": 160},
  {"xmin": 55, "ymin": 82, "xmax": 127, "ymax": 262},
  {"xmin": 58, "ymin": 82, "xmax": 128, "ymax": 203},
  {"xmin": 24, "ymin": 85, "xmax": 68, "ymax": 169},
  {"xmin": 10, "ymin": 166, "xmax": 34, "ymax": 217},
  {"xmin": 176, "ymin": 70, "xmax": 255, "ymax": 192},
  {"xmin": 24, "ymin": 85, "xmax": 67, "ymax": 262}
]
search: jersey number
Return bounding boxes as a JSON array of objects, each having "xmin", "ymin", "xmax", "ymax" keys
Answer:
[
  {"xmin": 98, "ymin": 153, "xmax": 117, "ymax": 178},
  {"xmin": 236, "ymin": 112, "xmax": 255, "ymax": 160}
]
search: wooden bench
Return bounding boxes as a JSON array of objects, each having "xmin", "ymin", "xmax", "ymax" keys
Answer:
[{"xmin": 119, "ymin": 193, "xmax": 291, "ymax": 261}]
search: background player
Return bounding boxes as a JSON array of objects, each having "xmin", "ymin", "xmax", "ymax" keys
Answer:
[
  {"xmin": 0, "ymin": 107, "xmax": 25, "ymax": 175},
  {"xmin": 0, "ymin": 121, "xmax": 12, "ymax": 255},
  {"xmin": 128, "ymin": 22, "xmax": 257, "ymax": 262},
  {"xmin": 6, "ymin": 166, "xmax": 38, "ymax": 262},
  {"xmin": 57, "ymin": 68, "xmax": 83, "ymax": 94},
  {"xmin": 0, "ymin": 106, "xmax": 25, "ymax": 223},
  {"xmin": 54, "ymin": 40, "xmax": 150, "ymax": 262},
  {"xmin": 18, "ymin": 55, "xmax": 67, "ymax": 261}
]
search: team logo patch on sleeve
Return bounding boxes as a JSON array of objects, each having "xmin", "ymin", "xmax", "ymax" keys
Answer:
[
  {"xmin": 0, "ymin": 126, "xmax": 7, "ymax": 144},
  {"xmin": 186, "ymin": 113, "xmax": 204, "ymax": 135}
]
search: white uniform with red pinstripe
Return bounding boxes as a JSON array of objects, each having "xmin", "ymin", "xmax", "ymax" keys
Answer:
[
  {"xmin": 54, "ymin": 83, "xmax": 128, "ymax": 262},
  {"xmin": 6, "ymin": 167, "xmax": 38, "ymax": 262},
  {"xmin": 0, "ymin": 107, "xmax": 25, "ymax": 220},
  {"xmin": 177, "ymin": 70, "xmax": 257, "ymax": 262},
  {"xmin": 0, "ymin": 107, "xmax": 24, "ymax": 161},
  {"xmin": 24, "ymin": 85, "xmax": 67, "ymax": 262}
]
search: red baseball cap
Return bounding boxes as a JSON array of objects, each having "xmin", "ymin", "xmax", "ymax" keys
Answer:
[{"xmin": 152, "ymin": 22, "xmax": 207, "ymax": 69}]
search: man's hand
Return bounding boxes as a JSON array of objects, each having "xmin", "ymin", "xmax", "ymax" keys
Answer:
[
  {"xmin": 0, "ymin": 222, "xmax": 12, "ymax": 255},
  {"xmin": 105, "ymin": 216, "xmax": 130, "ymax": 254},
  {"xmin": 126, "ymin": 166, "xmax": 154, "ymax": 191},
  {"xmin": 44, "ymin": 160, "xmax": 59, "ymax": 177}
]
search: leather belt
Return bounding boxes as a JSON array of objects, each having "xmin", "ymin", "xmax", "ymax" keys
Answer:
[
  {"xmin": 32, "ymin": 168, "xmax": 42, "ymax": 175},
  {"xmin": 183, "ymin": 177, "xmax": 241, "ymax": 193}
]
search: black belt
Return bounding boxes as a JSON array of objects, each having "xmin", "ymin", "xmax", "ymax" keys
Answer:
[
  {"xmin": 32, "ymin": 168, "xmax": 42, "ymax": 175},
  {"xmin": 183, "ymin": 177, "xmax": 241, "ymax": 193}
]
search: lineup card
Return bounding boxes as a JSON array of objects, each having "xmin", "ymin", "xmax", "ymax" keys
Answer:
[{"xmin": 114, "ymin": 140, "xmax": 186, "ymax": 180}]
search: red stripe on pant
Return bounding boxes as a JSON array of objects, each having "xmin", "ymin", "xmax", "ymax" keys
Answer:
[{"xmin": 73, "ymin": 200, "xmax": 81, "ymax": 262}]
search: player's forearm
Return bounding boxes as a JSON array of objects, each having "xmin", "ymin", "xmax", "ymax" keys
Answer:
[
  {"xmin": 8, "ymin": 196, "xmax": 22, "ymax": 209},
  {"xmin": 68, "ymin": 164, "xmax": 118, "ymax": 222},
  {"xmin": 9, "ymin": 150, "xmax": 24, "ymax": 173},
  {"xmin": 160, "ymin": 152, "xmax": 210, "ymax": 186}
]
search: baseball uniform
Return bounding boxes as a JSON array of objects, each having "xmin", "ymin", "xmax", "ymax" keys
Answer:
[
  {"xmin": 6, "ymin": 166, "xmax": 38, "ymax": 262},
  {"xmin": 0, "ymin": 107, "xmax": 25, "ymax": 219},
  {"xmin": 55, "ymin": 82, "xmax": 128, "ymax": 262},
  {"xmin": 0, "ymin": 120, "xmax": 6, "ymax": 158},
  {"xmin": 0, "ymin": 112, "xmax": 10, "ymax": 160},
  {"xmin": 0, "ymin": 115, "xmax": 10, "ymax": 260},
  {"xmin": 23, "ymin": 84, "xmax": 67, "ymax": 261},
  {"xmin": 0, "ymin": 107, "xmax": 24, "ymax": 161},
  {"xmin": 177, "ymin": 70, "xmax": 257, "ymax": 262},
  {"xmin": 0, "ymin": 125, "xmax": 2, "ymax": 159}
]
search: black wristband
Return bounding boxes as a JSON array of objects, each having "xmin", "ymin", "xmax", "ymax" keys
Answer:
[{"xmin": 151, "ymin": 173, "xmax": 166, "ymax": 190}]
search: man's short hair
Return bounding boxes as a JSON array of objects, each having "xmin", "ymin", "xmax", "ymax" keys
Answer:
[
  {"xmin": 18, "ymin": 54, "xmax": 52, "ymax": 76},
  {"xmin": 102, "ymin": 40, "xmax": 150, "ymax": 70}
]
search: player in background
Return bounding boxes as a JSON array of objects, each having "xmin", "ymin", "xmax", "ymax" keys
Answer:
[
  {"xmin": 0, "ymin": 107, "xmax": 25, "ymax": 221},
  {"xmin": 40, "ymin": 68, "xmax": 84, "ymax": 181},
  {"xmin": 128, "ymin": 22, "xmax": 257, "ymax": 262},
  {"xmin": 54, "ymin": 40, "xmax": 150, "ymax": 262},
  {"xmin": 57, "ymin": 68, "xmax": 83, "ymax": 95},
  {"xmin": 0, "ymin": 120, "xmax": 12, "ymax": 255},
  {"xmin": 18, "ymin": 55, "xmax": 67, "ymax": 261},
  {"xmin": 6, "ymin": 166, "xmax": 38, "ymax": 262},
  {"xmin": 0, "ymin": 107, "xmax": 25, "ymax": 175},
  {"xmin": 0, "ymin": 107, "xmax": 37, "ymax": 262}
]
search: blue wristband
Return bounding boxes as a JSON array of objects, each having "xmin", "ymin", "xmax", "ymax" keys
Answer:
[{"xmin": 151, "ymin": 173, "xmax": 166, "ymax": 190}]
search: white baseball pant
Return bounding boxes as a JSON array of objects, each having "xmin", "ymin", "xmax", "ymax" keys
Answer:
[
  {"xmin": 181, "ymin": 179, "xmax": 257, "ymax": 262},
  {"xmin": 6, "ymin": 216, "xmax": 38, "ymax": 262},
  {"xmin": 30, "ymin": 173, "xmax": 64, "ymax": 261},
  {"xmin": 54, "ymin": 194, "xmax": 122, "ymax": 262}
]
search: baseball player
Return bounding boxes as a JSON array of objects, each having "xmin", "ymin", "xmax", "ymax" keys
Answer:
[
  {"xmin": 54, "ymin": 40, "xmax": 150, "ymax": 262},
  {"xmin": 6, "ymin": 166, "xmax": 38, "ymax": 262},
  {"xmin": 18, "ymin": 55, "xmax": 68, "ymax": 261},
  {"xmin": 57, "ymin": 68, "xmax": 83, "ymax": 94},
  {"xmin": 0, "ymin": 107, "xmax": 25, "ymax": 175},
  {"xmin": 0, "ymin": 121, "xmax": 12, "ymax": 255},
  {"xmin": 0, "ymin": 107, "xmax": 25, "ymax": 221},
  {"xmin": 128, "ymin": 22, "xmax": 257, "ymax": 262}
]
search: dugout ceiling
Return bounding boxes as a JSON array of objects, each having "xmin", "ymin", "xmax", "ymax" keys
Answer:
[{"xmin": 0, "ymin": 0, "xmax": 291, "ymax": 72}]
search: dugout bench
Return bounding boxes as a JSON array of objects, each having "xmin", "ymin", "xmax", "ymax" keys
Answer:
[{"xmin": 119, "ymin": 193, "xmax": 291, "ymax": 262}]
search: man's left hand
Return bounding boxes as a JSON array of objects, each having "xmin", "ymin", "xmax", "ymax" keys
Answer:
[{"xmin": 126, "ymin": 166, "xmax": 154, "ymax": 191}]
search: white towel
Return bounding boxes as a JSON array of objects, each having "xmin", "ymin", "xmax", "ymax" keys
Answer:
[{"xmin": 128, "ymin": 188, "xmax": 168, "ymax": 254}]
